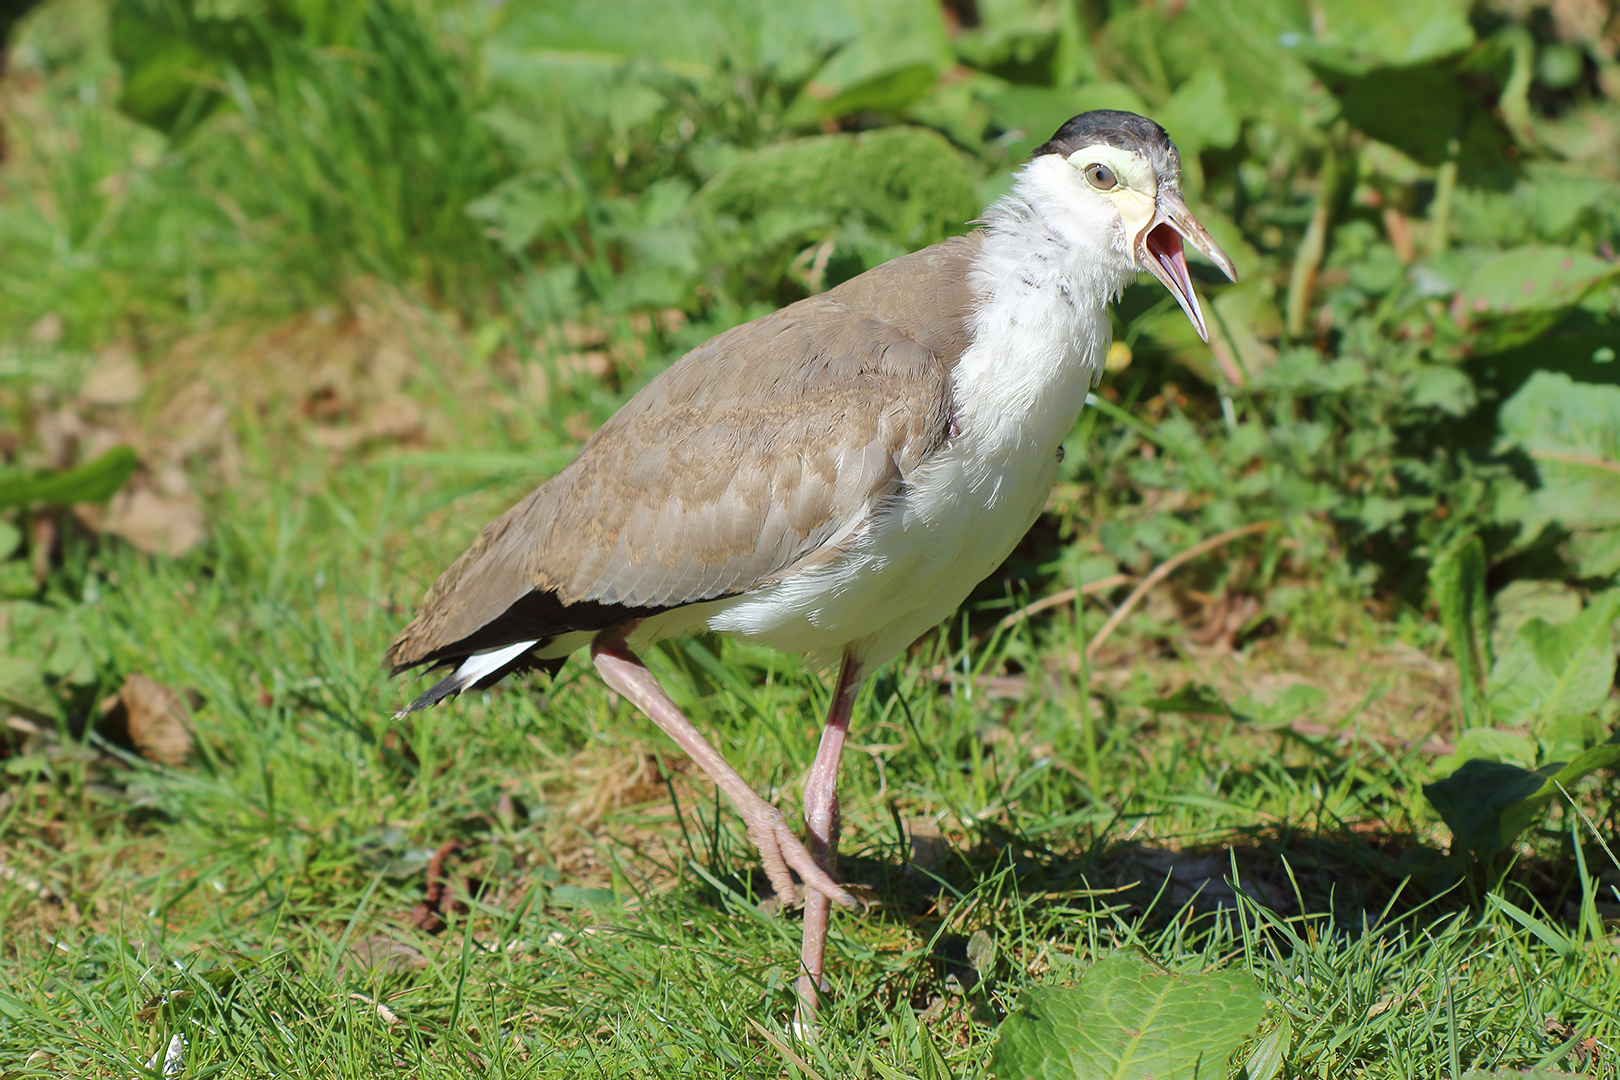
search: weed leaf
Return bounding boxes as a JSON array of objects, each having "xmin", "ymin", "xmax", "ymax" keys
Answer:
[
  {"xmin": 1143, "ymin": 683, "xmax": 1230, "ymax": 717},
  {"xmin": 991, "ymin": 950, "xmax": 1265, "ymax": 1080},
  {"xmin": 0, "ymin": 447, "xmax": 138, "ymax": 510},
  {"xmin": 917, "ymin": 1021, "xmax": 953, "ymax": 1080},
  {"xmin": 1424, "ymin": 731, "xmax": 1620, "ymax": 857},
  {"xmin": 1241, "ymin": 1015, "xmax": 1291, "ymax": 1080},
  {"xmin": 1486, "ymin": 595, "xmax": 1620, "ymax": 729},
  {"xmin": 1499, "ymin": 372, "xmax": 1620, "ymax": 577},
  {"xmin": 1432, "ymin": 536, "xmax": 1492, "ymax": 728},
  {"xmin": 1299, "ymin": 0, "xmax": 1474, "ymax": 74}
]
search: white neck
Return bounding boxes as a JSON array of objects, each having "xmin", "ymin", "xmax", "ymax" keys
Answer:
[{"xmin": 951, "ymin": 161, "xmax": 1137, "ymax": 454}]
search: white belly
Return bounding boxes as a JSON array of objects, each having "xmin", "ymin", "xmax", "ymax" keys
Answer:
[{"xmin": 687, "ymin": 429, "xmax": 1061, "ymax": 672}]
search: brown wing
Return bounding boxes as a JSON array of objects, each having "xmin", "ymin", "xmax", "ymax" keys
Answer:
[{"xmin": 385, "ymin": 233, "xmax": 983, "ymax": 671}]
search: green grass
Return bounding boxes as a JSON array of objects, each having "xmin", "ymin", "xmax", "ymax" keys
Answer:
[
  {"xmin": 1, "ymin": 310, "xmax": 1617, "ymax": 1076},
  {"xmin": 3, "ymin": 0, "xmax": 1620, "ymax": 1074}
]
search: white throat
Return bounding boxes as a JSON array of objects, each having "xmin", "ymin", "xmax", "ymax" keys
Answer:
[{"xmin": 952, "ymin": 159, "xmax": 1138, "ymax": 456}]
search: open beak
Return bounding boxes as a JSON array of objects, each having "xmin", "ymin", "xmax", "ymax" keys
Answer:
[{"xmin": 1136, "ymin": 189, "xmax": 1238, "ymax": 343}]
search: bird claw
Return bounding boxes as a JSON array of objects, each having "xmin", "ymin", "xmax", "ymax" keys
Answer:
[{"xmin": 743, "ymin": 804, "xmax": 857, "ymax": 911}]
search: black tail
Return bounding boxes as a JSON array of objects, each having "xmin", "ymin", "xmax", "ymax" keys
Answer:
[{"xmin": 397, "ymin": 651, "xmax": 567, "ymax": 716}]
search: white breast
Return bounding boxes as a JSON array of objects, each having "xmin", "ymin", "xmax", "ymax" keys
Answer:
[{"xmin": 685, "ymin": 202, "xmax": 1130, "ymax": 677}]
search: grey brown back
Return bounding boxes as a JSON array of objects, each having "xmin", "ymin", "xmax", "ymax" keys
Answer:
[{"xmin": 386, "ymin": 233, "xmax": 985, "ymax": 672}]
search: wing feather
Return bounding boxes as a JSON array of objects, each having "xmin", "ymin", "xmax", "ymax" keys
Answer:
[{"xmin": 386, "ymin": 233, "xmax": 982, "ymax": 671}]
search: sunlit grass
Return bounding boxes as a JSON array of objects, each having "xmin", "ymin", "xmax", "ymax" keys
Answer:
[
  {"xmin": 3, "ymin": 0, "xmax": 1620, "ymax": 1075},
  {"xmin": 2, "ymin": 343, "xmax": 1616, "ymax": 1073}
]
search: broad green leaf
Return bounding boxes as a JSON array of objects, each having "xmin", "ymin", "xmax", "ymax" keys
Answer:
[
  {"xmin": 110, "ymin": 0, "xmax": 262, "ymax": 135},
  {"xmin": 1453, "ymin": 166, "xmax": 1620, "ymax": 246},
  {"xmin": 0, "ymin": 447, "xmax": 139, "ymax": 510},
  {"xmin": 1538, "ymin": 712, "xmax": 1610, "ymax": 765},
  {"xmin": 791, "ymin": 63, "xmax": 942, "ymax": 124},
  {"xmin": 484, "ymin": 0, "xmax": 870, "ymax": 154},
  {"xmin": 1498, "ymin": 735, "xmax": 1620, "ymax": 845},
  {"xmin": 1569, "ymin": 527, "xmax": 1620, "ymax": 578},
  {"xmin": 1424, "ymin": 732, "xmax": 1620, "ymax": 857},
  {"xmin": 952, "ymin": 0, "xmax": 1061, "ymax": 73},
  {"xmin": 1499, "ymin": 372, "xmax": 1620, "ymax": 530},
  {"xmin": 1445, "ymin": 726, "xmax": 1538, "ymax": 769},
  {"xmin": 547, "ymin": 884, "xmax": 616, "ymax": 908},
  {"xmin": 1303, "ymin": 0, "xmax": 1473, "ymax": 74},
  {"xmin": 908, "ymin": 72, "xmax": 1001, "ymax": 161},
  {"xmin": 518, "ymin": 264, "xmax": 583, "ymax": 324},
  {"xmin": 1409, "ymin": 365, "xmax": 1477, "ymax": 416},
  {"xmin": 1520, "ymin": 167, "xmax": 1620, "ymax": 237},
  {"xmin": 479, "ymin": 106, "xmax": 571, "ymax": 169},
  {"xmin": 1423, "ymin": 758, "xmax": 1554, "ymax": 857},
  {"xmin": 968, "ymin": 929, "xmax": 997, "ymax": 979},
  {"xmin": 0, "ymin": 655, "xmax": 54, "ymax": 718},
  {"xmin": 991, "ymin": 951, "xmax": 1266, "ymax": 1080},
  {"xmin": 1459, "ymin": 247, "xmax": 1620, "ymax": 319},
  {"xmin": 783, "ymin": 0, "xmax": 951, "ymax": 124},
  {"xmin": 1431, "ymin": 536, "xmax": 1491, "ymax": 729},
  {"xmin": 1486, "ymin": 595, "xmax": 1620, "ymax": 728},
  {"xmin": 1, "ymin": 600, "xmax": 96, "ymax": 689},
  {"xmin": 1138, "ymin": 277, "xmax": 1282, "ymax": 384},
  {"xmin": 1178, "ymin": 0, "xmax": 1327, "ymax": 126},
  {"xmin": 1491, "ymin": 579, "xmax": 1582, "ymax": 656},
  {"xmin": 1157, "ymin": 67, "xmax": 1239, "ymax": 155}
]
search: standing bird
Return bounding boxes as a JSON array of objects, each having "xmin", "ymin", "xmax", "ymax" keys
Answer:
[{"xmin": 386, "ymin": 111, "xmax": 1233, "ymax": 1021}]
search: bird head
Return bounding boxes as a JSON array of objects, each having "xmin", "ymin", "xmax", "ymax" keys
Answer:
[{"xmin": 1028, "ymin": 110, "xmax": 1237, "ymax": 342}]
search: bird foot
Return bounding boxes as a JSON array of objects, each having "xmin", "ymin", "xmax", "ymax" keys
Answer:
[{"xmin": 740, "ymin": 801, "xmax": 857, "ymax": 911}]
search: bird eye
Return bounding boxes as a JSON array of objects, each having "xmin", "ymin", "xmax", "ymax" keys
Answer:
[{"xmin": 1084, "ymin": 163, "xmax": 1118, "ymax": 190}]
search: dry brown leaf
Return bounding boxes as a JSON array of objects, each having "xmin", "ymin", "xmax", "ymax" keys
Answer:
[
  {"xmin": 96, "ymin": 486, "xmax": 206, "ymax": 557},
  {"xmin": 102, "ymin": 674, "xmax": 195, "ymax": 766}
]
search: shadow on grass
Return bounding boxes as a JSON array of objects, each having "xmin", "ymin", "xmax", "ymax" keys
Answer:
[{"xmin": 690, "ymin": 807, "xmax": 1608, "ymax": 976}]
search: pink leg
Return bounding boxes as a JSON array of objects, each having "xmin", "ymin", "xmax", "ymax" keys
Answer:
[
  {"xmin": 591, "ymin": 635, "xmax": 855, "ymax": 911},
  {"xmin": 796, "ymin": 654, "xmax": 862, "ymax": 1025}
]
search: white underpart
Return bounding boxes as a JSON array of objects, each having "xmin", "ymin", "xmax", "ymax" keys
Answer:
[
  {"xmin": 639, "ymin": 156, "xmax": 1140, "ymax": 677},
  {"xmin": 452, "ymin": 638, "xmax": 539, "ymax": 686}
]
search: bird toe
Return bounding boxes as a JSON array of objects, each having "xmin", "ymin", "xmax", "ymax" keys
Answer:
[{"xmin": 743, "ymin": 806, "xmax": 855, "ymax": 911}]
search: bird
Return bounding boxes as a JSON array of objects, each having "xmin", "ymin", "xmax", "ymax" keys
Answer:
[{"xmin": 385, "ymin": 110, "xmax": 1234, "ymax": 1023}]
